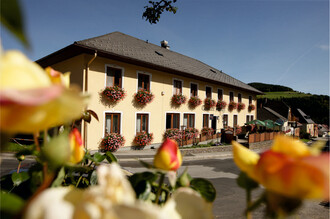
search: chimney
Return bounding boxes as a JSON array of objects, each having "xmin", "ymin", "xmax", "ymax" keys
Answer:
[{"xmin": 160, "ymin": 40, "xmax": 170, "ymax": 49}]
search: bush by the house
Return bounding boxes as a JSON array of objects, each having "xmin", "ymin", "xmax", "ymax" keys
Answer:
[
  {"xmin": 216, "ymin": 100, "xmax": 227, "ymax": 110},
  {"xmin": 188, "ymin": 96, "xmax": 202, "ymax": 107},
  {"xmin": 101, "ymin": 86, "xmax": 126, "ymax": 102},
  {"xmin": 134, "ymin": 132, "xmax": 153, "ymax": 147},
  {"xmin": 134, "ymin": 89, "xmax": 154, "ymax": 105},
  {"xmin": 100, "ymin": 133, "xmax": 125, "ymax": 152},
  {"xmin": 172, "ymin": 94, "xmax": 186, "ymax": 105},
  {"xmin": 183, "ymin": 127, "xmax": 199, "ymax": 140},
  {"xmin": 201, "ymin": 127, "xmax": 214, "ymax": 136},
  {"xmin": 164, "ymin": 128, "xmax": 182, "ymax": 141}
]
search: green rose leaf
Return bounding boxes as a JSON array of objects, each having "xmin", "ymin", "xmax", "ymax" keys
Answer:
[
  {"xmin": 11, "ymin": 172, "xmax": 30, "ymax": 187},
  {"xmin": 93, "ymin": 152, "xmax": 105, "ymax": 163},
  {"xmin": 0, "ymin": 191, "xmax": 25, "ymax": 214},
  {"xmin": 190, "ymin": 178, "xmax": 216, "ymax": 202},
  {"xmin": 90, "ymin": 170, "xmax": 98, "ymax": 185},
  {"xmin": 105, "ymin": 151, "xmax": 117, "ymax": 163},
  {"xmin": 51, "ymin": 167, "xmax": 65, "ymax": 187}
]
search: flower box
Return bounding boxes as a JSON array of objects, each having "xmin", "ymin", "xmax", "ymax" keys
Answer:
[
  {"xmin": 255, "ymin": 133, "xmax": 260, "ymax": 142},
  {"xmin": 101, "ymin": 86, "xmax": 126, "ymax": 102},
  {"xmin": 265, "ymin": 132, "xmax": 270, "ymax": 141},
  {"xmin": 260, "ymin": 133, "xmax": 265, "ymax": 142},
  {"xmin": 248, "ymin": 104, "xmax": 256, "ymax": 112},
  {"xmin": 171, "ymin": 94, "xmax": 186, "ymax": 105},
  {"xmin": 270, "ymin": 132, "xmax": 274, "ymax": 140},
  {"xmin": 248, "ymin": 133, "xmax": 255, "ymax": 143},
  {"xmin": 164, "ymin": 128, "xmax": 182, "ymax": 141},
  {"xmin": 201, "ymin": 127, "xmax": 214, "ymax": 136},
  {"xmin": 204, "ymin": 98, "xmax": 216, "ymax": 109},
  {"xmin": 134, "ymin": 89, "xmax": 154, "ymax": 105},
  {"xmin": 183, "ymin": 128, "xmax": 199, "ymax": 140},
  {"xmin": 237, "ymin": 102, "xmax": 245, "ymax": 111},
  {"xmin": 228, "ymin": 101, "xmax": 237, "ymax": 111},
  {"xmin": 188, "ymin": 96, "xmax": 202, "ymax": 108},
  {"xmin": 134, "ymin": 132, "xmax": 153, "ymax": 147},
  {"xmin": 216, "ymin": 100, "xmax": 227, "ymax": 111},
  {"xmin": 100, "ymin": 133, "xmax": 125, "ymax": 152}
]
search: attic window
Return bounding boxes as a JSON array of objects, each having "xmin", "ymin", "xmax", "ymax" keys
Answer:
[
  {"xmin": 210, "ymin": 69, "xmax": 216, "ymax": 73},
  {"xmin": 155, "ymin": 51, "xmax": 163, "ymax": 56}
]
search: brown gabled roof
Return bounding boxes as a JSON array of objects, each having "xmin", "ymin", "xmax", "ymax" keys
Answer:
[{"xmin": 37, "ymin": 31, "xmax": 262, "ymax": 94}]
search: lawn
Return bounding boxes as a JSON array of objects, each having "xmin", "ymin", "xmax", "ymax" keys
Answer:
[{"xmin": 257, "ymin": 91, "xmax": 311, "ymax": 99}]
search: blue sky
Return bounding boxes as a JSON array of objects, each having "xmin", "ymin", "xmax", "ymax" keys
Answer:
[{"xmin": 2, "ymin": 0, "xmax": 329, "ymax": 95}]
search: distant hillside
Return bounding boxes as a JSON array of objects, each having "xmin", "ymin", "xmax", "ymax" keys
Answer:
[{"xmin": 248, "ymin": 82, "xmax": 293, "ymax": 92}]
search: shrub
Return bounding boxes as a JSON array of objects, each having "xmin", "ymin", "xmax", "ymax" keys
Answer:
[
  {"xmin": 188, "ymin": 96, "xmax": 202, "ymax": 107},
  {"xmin": 204, "ymin": 98, "xmax": 216, "ymax": 109},
  {"xmin": 237, "ymin": 103, "xmax": 245, "ymax": 111},
  {"xmin": 172, "ymin": 94, "xmax": 186, "ymax": 105},
  {"xmin": 201, "ymin": 127, "xmax": 214, "ymax": 136},
  {"xmin": 216, "ymin": 100, "xmax": 227, "ymax": 110},
  {"xmin": 183, "ymin": 128, "xmax": 199, "ymax": 140},
  {"xmin": 164, "ymin": 128, "xmax": 182, "ymax": 141},
  {"xmin": 134, "ymin": 89, "xmax": 154, "ymax": 105},
  {"xmin": 100, "ymin": 133, "xmax": 125, "ymax": 152},
  {"xmin": 134, "ymin": 132, "xmax": 153, "ymax": 147},
  {"xmin": 101, "ymin": 86, "xmax": 126, "ymax": 102}
]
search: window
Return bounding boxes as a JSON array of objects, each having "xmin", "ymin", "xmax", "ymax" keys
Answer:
[
  {"xmin": 190, "ymin": 83, "xmax": 198, "ymax": 97},
  {"xmin": 206, "ymin": 86, "xmax": 212, "ymax": 98},
  {"xmin": 106, "ymin": 66, "xmax": 122, "ymax": 87},
  {"xmin": 138, "ymin": 73, "xmax": 150, "ymax": 91},
  {"xmin": 233, "ymin": 115, "xmax": 238, "ymax": 126},
  {"xmin": 218, "ymin": 89, "xmax": 223, "ymax": 100},
  {"xmin": 238, "ymin": 93, "xmax": 242, "ymax": 103},
  {"xmin": 183, "ymin": 114, "xmax": 195, "ymax": 128},
  {"xmin": 105, "ymin": 113, "xmax": 121, "ymax": 134},
  {"xmin": 229, "ymin": 92, "xmax": 234, "ymax": 102},
  {"xmin": 223, "ymin": 115, "xmax": 228, "ymax": 128},
  {"xmin": 246, "ymin": 115, "xmax": 254, "ymax": 123},
  {"xmin": 136, "ymin": 114, "xmax": 149, "ymax": 133},
  {"xmin": 166, "ymin": 113, "xmax": 180, "ymax": 129},
  {"xmin": 173, "ymin": 79, "xmax": 182, "ymax": 95},
  {"xmin": 249, "ymin": 96, "xmax": 252, "ymax": 105},
  {"xmin": 203, "ymin": 114, "xmax": 209, "ymax": 128}
]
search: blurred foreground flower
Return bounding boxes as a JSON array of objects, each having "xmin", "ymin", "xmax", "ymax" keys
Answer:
[
  {"xmin": 24, "ymin": 163, "xmax": 212, "ymax": 219},
  {"xmin": 0, "ymin": 51, "xmax": 86, "ymax": 133},
  {"xmin": 69, "ymin": 128, "xmax": 85, "ymax": 164},
  {"xmin": 154, "ymin": 138, "xmax": 182, "ymax": 171},
  {"xmin": 233, "ymin": 135, "xmax": 329, "ymax": 200}
]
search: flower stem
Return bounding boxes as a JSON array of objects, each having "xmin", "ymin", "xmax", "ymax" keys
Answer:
[
  {"xmin": 33, "ymin": 132, "xmax": 40, "ymax": 152},
  {"xmin": 246, "ymin": 189, "xmax": 252, "ymax": 219},
  {"xmin": 155, "ymin": 173, "xmax": 165, "ymax": 204},
  {"xmin": 17, "ymin": 161, "xmax": 21, "ymax": 173}
]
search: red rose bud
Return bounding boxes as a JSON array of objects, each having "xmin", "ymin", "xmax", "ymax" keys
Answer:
[{"xmin": 154, "ymin": 138, "xmax": 182, "ymax": 171}]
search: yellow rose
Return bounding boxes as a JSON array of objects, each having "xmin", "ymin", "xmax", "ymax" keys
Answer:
[
  {"xmin": 154, "ymin": 138, "xmax": 182, "ymax": 171},
  {"xmin": 233, "ymin": 135, "xmax": 329, "ymax": 200},
  {"xmin": 0, "ymin": 51, "xmax": 86, "ymax": 133}
]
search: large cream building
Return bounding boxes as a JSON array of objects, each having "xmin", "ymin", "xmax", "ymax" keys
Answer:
[{"xmin": 37, "ymin": 32, "xmax": 262, "ymax": 150}]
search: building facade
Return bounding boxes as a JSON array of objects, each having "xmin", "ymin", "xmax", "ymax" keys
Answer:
[{"xmin": 37, "ymin": 32, "xmax": 262, "ymax": 150}]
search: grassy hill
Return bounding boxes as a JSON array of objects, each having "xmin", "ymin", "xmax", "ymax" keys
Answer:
[{"xmin": 249, "ymin": 83, "xmax": 329, "ymax": 125}]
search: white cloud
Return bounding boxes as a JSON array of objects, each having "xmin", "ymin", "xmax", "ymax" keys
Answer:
[{"xmin": 318, "ymin": 44, "xmax": 329, "ymax": 51}]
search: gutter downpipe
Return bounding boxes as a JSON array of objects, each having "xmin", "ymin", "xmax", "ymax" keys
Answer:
[{"xmin": 83, "ymin": 51, "xmax": 97, "ymax": 149}]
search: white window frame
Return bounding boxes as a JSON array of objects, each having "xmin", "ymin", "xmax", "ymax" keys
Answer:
[
  {"xmin": 229, "ymin": 91, "xmax": 235, "ymax": 102},
  {"xmin": 222, "ymin": 113, "xmax": 229, "ymax": 128},
  {"xmin": 136, "ymin": 71, "xmax": 152, "ymax": 92},
  {"xmin": 182, "ymin": 112, "xmax": 196, "ymax": 129},
  {"xmin": 165, "ymin": 111, "xmax": 181, "ymax": 130},
  {"xmin": 103, "ymin": 111, "xmax": 123, "ymax": 137},
  {"xmin": 217, "ymin": 88, "xmax": 224, "ymax": 100},
  {"xmin": 202, "ymin": 113, "xmax": 211, "ymax": 128},
  {"xmin": 205, "ymin": 86, "xmax": 213, "ymax": 98},
  {"xmin": 172, "ymin": 78, "xmax": 184, "ymax": 95},
  {"xmin": 104, "ymin": 64, "xmax": 125, "ymax": 88},
  {"xmin": 233, "ymin": 114, "xmax": 238, "ymax": 127},
  {"xmin": 238, "ymin": 93, "xmax": 242, "ymax": 103},
  {"xmin": 135, "ymin": 112, "xmax": 151, "ymax": 135},
  {"xmin": 189, "ymin": 82, "xmax": 199, "ymax": 97}
]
